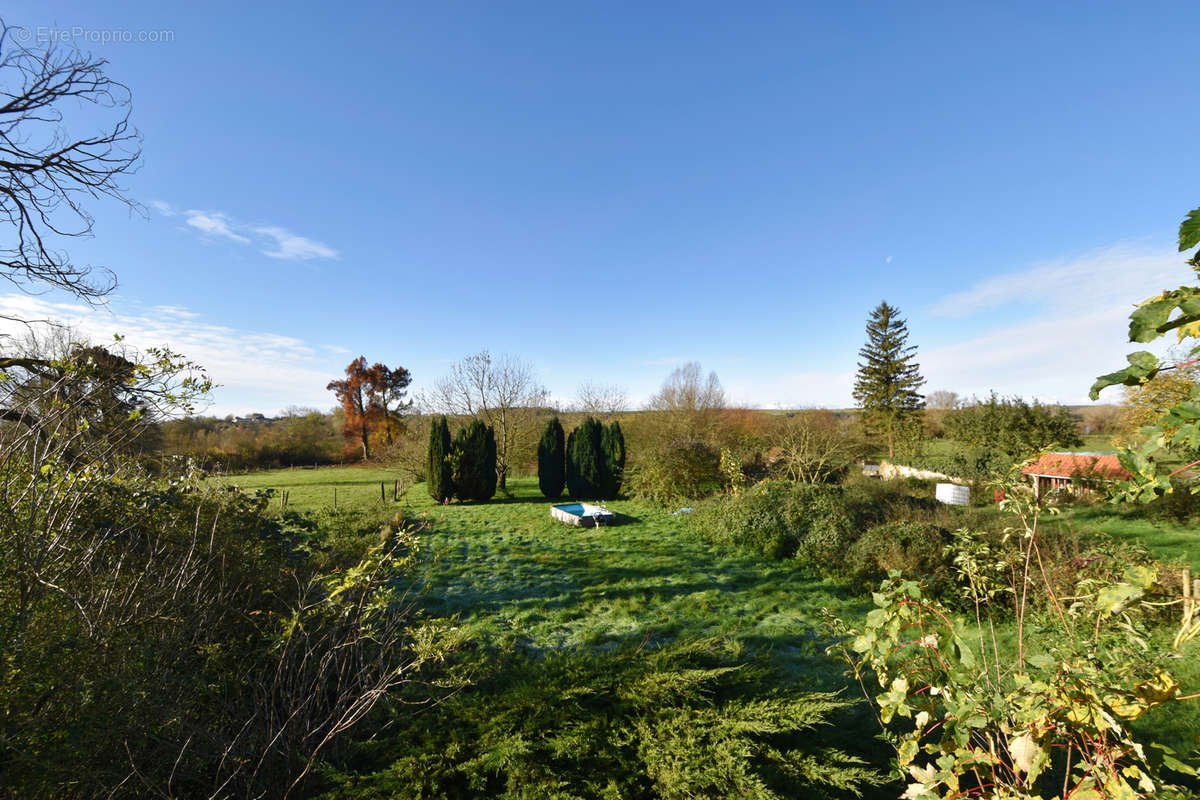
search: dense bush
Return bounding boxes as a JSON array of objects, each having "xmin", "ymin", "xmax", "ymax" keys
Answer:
[
  {"xmin": 453, "ymin": 419, "xmax": 497, "ymax": 502},
  {"xmin": 0, "ymin": 463, "xmax": 450, "ymax": 798},
  {"xmin": 321, "ymin": 638, "xmax": 877, "ymax": 800},
  {"xmin": 627, "ymin": 437, "xmax": 721, "ymax": 504},
  {"xmin": 690, "ymin": 481, "xmax": 857, "ymax": 565},
  {"xmin": 427, "ymin": 414, "xmax": 454, "ymax": 502},
  {"xmin": 843, "ymin": 521, "xmax": 954, "ymax": 595},
  {"xmin": 537, "ymin": 416, "xmax": 566, "ymax": 498},
  {"xmin": 890, "ymin": 446, "xmax": 1014, "ymax": 485},
  {"xmin": 160, "ymin": 411, "xmax": 346, "ymax": 471},
  {"xmin": 943, "ymin": 392, "xmax": 1082, "ymax": 457}
]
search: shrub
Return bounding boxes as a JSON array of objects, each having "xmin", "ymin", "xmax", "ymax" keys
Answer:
[
  {"xmin": 427, "ymin": 415, "xmax": 454, "ymax": 503},
  {"xmin": 453, "ymin": 419, "xmax": 497, "ymax": 502},
  {"xmin": 537, "ymin": 417, "xmax": 566, "ymax": 498},
  {"xmin": 943, "ymin": 392, "xmax": 1083, "ymax": 456},
  {"xmin": 600, "ymin": 420, "xmax": 626, "ymax": 498},
  {"xmin": 843, "ymin": 521, "xmax": 953, "ymax": 595},
  {"xmin": 690, "ymin": 481, "xmax": 859, "ymax": 566},
  {"xmin": 567, "ymin": 417, "xmax": 604, "ymax": 498},
  {"xmin": 628, "ymin": 437, "xmax": 721, "ymax": 504}
]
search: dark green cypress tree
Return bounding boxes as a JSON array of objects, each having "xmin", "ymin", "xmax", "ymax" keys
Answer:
[
  {"xmin": 537, "ymin": 417, "xmax": 566, "ymax": 498},
  {"xmin": 600, "ymin": 420, "xmax": 626, "ymax": 499},
  {"xmin": 565, "ymin": 428, "xmax": 579, "ymax": 497},
  {"xmin": 427, "ymin": 415, "xmax": 453, "ymax": 503},
  {"xmin": 483, "ymin": 424, "xmax": 497, "ymax": 500},
  {"xmin": 567, "ymin": 417, "xmax": 604, "ymax": 498},
  {"xmin": 852, "ymin": 301, "xmax": 926, "ymax": 459},
  {"xmin": 453, "ymin": 419, "xmax": 496, "ymax": 502}
]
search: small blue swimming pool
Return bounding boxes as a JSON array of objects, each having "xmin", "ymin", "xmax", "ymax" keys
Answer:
[{"xmin": 551, "ymin": 502, "xmax": 615, "ymax": 527}]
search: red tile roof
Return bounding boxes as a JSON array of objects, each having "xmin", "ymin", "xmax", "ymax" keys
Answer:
[{"xmin": 1021, "ymin": 453, "xmax": 1130, "ymax": 481}]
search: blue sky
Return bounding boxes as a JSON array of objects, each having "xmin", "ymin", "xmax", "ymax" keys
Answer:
[{"xmin": 2, "ymin": 1, "xmax": 1197, "ymax": 414}]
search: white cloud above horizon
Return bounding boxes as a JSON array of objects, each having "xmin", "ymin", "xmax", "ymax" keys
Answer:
[
  {"xmin": 153, "ymin": 200, "xmax": 339, "ymax": 262},
  {"xmin": 918, "ymin": 242, "xmax": 1195, "ymax": 404},
  {"xmin": 0, "ymin": 294, "xmax": 342, "ymax": 416},
  {"xmin": 1, "ymin": 241, "xmax": 1192, "ymax": 416}
]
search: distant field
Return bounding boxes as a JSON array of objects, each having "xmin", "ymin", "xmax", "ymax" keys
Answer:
[
  {"xmin": 912, "ymin": 434, "xmax": 1116, "ymax": 459},
  {"xmin": 222, "ymin": 465, "xmax": 408, "ymax": 512}
]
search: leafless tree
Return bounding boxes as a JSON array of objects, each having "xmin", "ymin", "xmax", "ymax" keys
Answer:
[
  {"xmin": 647, "ymin": 362, "xmax": 725, "ymax": 413},
  {"xmin": 925, "ymin": 390, "xmax": 960, "ymax": 411},
  {"xmin": 426, "ymin": 350, "xmax": 548, "ymax": 491},
  {"xmin": 0, "ymin": 20, "xmax": 141, "ymax": 304},
  {"xmin": 572, "ymin": 381, "xmax": 628, "ymax": 417},
  {"xmin": 771, "ymin": 410, "xmax": 866, "ymax": 483},
  {"xmin": 645, "ymin": 362, "xmax": 726, "ymax": 440}
]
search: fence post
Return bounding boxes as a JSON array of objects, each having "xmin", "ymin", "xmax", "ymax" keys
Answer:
[
  {"xmin": 333, "ymin": 487, "xmax": 337, "ymax": 509},
  {"xmin": 1184, "ymin": 568, "xmax": 1193, "ymax": 625}
]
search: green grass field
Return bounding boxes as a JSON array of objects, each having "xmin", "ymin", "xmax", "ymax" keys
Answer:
[
  {"xmin": 229, "ymin": 467, "xmax": 871, "ymax": 681},
  {"xmin": 224, "ymin": 464, "xmax": 410, "ymax": 511},
  {"xmin": 227, "ymin": 466, "xmax": 1200, "ymax": 779}
]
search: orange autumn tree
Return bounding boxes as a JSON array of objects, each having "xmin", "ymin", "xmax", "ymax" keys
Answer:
[{"xmin": 327, "ymin": 357, "xmax": 411, "ymax": 460}]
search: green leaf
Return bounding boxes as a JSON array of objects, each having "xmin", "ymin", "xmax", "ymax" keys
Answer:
[
  {"xmin": 1180, "ymin": 207, "xmax": 1200, "ymax": 252},
  {"xmin": 1130, "ymin": 298, "xmax": 1176, "ymax": 342},
  {"xmin": 1089, "ymin": 351, "xmax": 1160, "ymax": 399},
  {"xmin": 1096, "ymin": 583, "xmax": 1143, "ymax": 615},
  {"xmin": 953, "ymin": 637, "xmax": 975, "ymax": 670},
  {"xmin": 1122, "ymin": 565, "xmax": 1156, "ymax": 589}
]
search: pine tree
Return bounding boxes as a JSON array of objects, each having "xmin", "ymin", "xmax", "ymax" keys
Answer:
[
  {"xmin": 567, "ymin": 417, "xmax": 604, "ymax": 498},
  {"xmin": 600, "ymin": 421, "xmax": 626, "ymax": 499},
  {"xmin": 537, "ymin": 417, "xmax": 566, "ymax": 498},
  {"xmin": 453, "ymin": 419, "xmax": 497, "ymax": 502},
  {"xmin": 852, "ymin": 301, "xmax": 925, "ymax": 459},
  {"xmin": 427, "ymin": 415, "xmax": 453, "ymax": 502}
]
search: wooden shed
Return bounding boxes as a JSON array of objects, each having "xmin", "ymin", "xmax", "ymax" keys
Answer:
[{"xmin": 1021, "ymin": 452, "xmax": 1130, "ymax": 500}]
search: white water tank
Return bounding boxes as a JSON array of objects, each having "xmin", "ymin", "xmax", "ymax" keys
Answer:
[{"xmin": 936, "ymin": 483, "xmax": 970, "ymax": 506}]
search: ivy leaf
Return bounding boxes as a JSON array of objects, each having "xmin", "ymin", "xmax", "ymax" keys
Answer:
[{"xmin": 1180, "ymin": 207, "xmax": 1200, "ymax": 252}]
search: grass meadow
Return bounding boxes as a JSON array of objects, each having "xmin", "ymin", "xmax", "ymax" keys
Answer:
[{"xmin": 226, "ymin": 466, "xmax": 1200, "ymax": 789}]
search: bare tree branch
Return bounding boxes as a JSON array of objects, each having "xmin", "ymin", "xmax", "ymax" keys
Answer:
[{"xmin": 0, "ymin": 20, "xmax": 142, "ymax": 301}]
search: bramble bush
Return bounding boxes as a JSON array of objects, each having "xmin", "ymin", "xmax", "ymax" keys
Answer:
[{"xmin": 829, "ymin": 467, "xmax": 1200, "ymax": 800}]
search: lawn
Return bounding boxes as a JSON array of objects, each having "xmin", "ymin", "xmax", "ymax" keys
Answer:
[
  {"xmin": 228, "ymin": 467, "xmax": 1200, "ymax": 792},
  {"xmin": 1050, "ymin": 503, "xmax": 1200, "ymax": 571},
  {"xmin": 229, "ymin": 467, "xmax": 872, "ymax": 683}
]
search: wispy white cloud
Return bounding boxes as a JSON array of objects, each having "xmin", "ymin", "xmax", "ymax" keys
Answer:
[
  {"xmin": 0, "ymin": 294, "xmax": 339, "ymax": 416},
  {"xmin": 185, "ymin": 211, "xmax": 250, "ymax": 244},
  {"xmin": 254, "ymin": 226, "xmax": 339, "ymax": 260},
  {"xmin": 929, "ymin": 243, "xmax": 1188, "ymax": 318},
  {"xmin": 920, "ymin": 243, "xmax": 1195, "ymax": 403},
  {"xmin": 152, "ymin": 201, "xmax": 338, "ymax": 262}
]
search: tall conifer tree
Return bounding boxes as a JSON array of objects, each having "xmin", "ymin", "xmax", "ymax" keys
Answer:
[
  {"xmin": 453, "ymin": 419, "xmax": 497, "ymax": 502},
  {"xmin": 567, "ymin": 417, "xmax": 604, "ymax": 498},
  {"xmin": 537, "ymin": 417, "xmax": 566, "ymax": 498},
  {"xmin": 427, "ymin": 415, "xmax": 453, "ymax": 502},
  {"xmin": 852, "ymin": 301, "xmax": 925, "ymax": 459}
]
